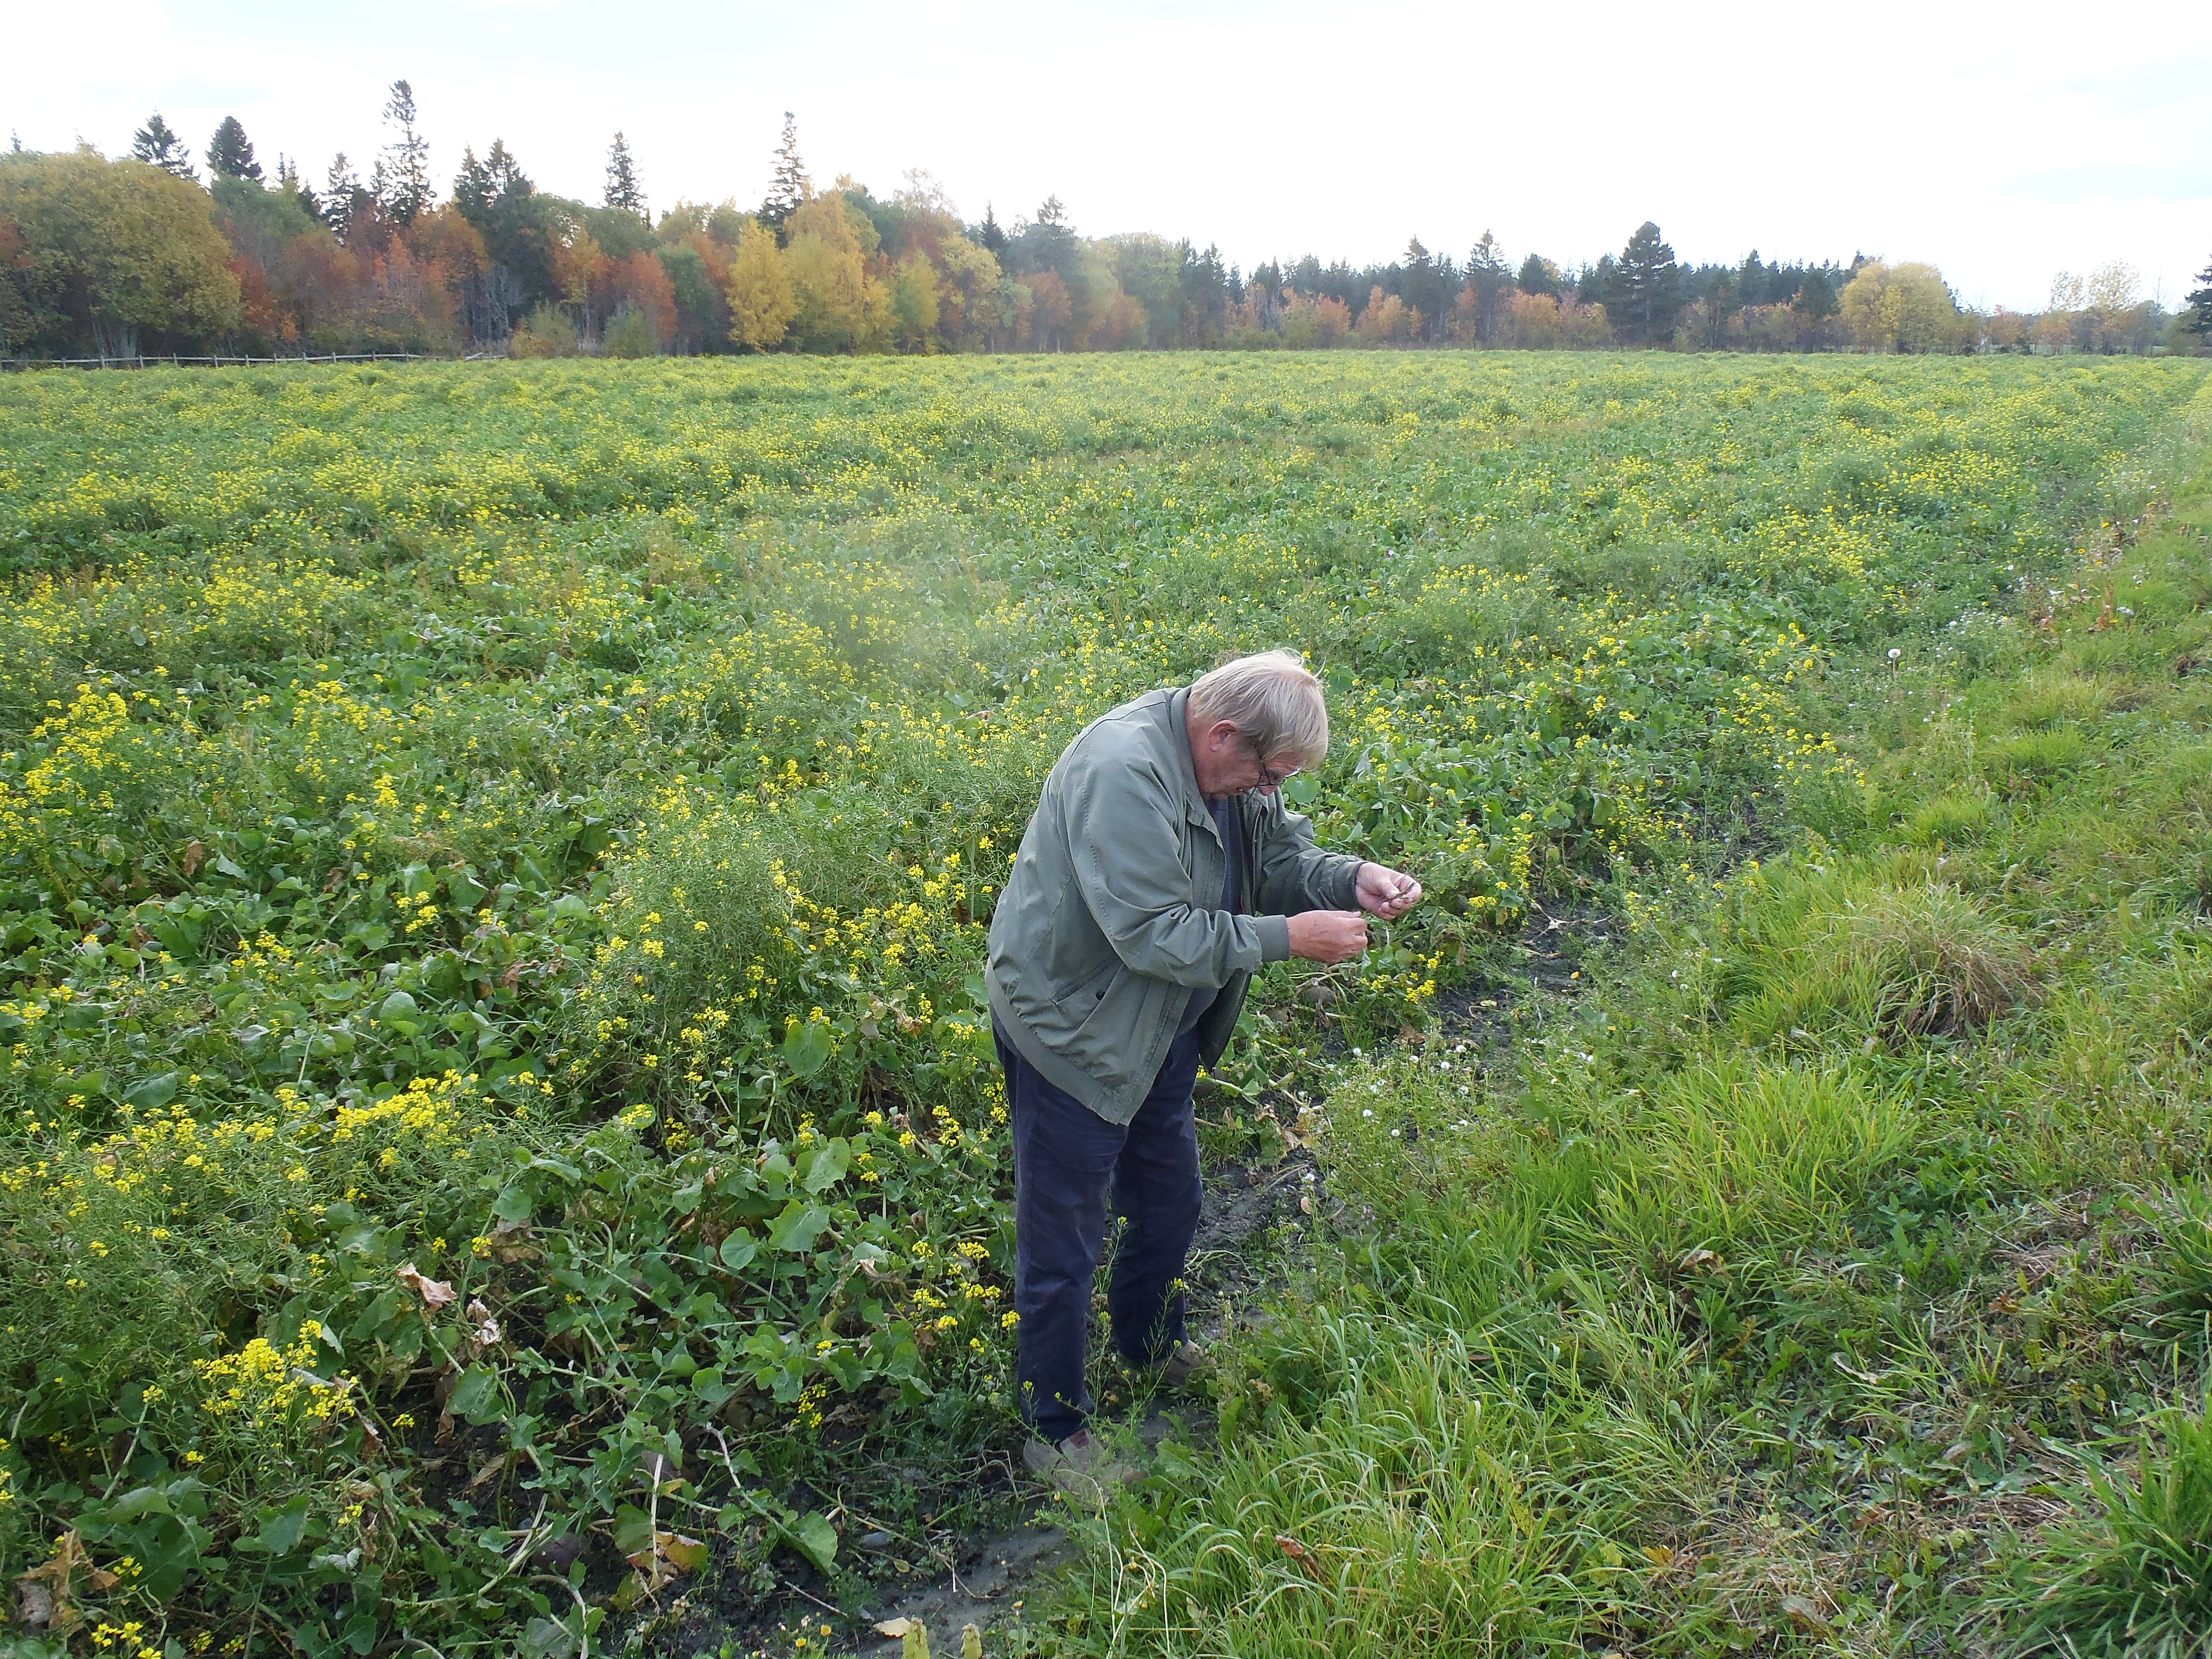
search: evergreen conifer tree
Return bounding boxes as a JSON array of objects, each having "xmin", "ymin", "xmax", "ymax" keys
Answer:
[
  {"xmin": 977, "ymin": 204, "xmax": 1007, "ymax": 254},
  {"xmin": 131, "ymin": 113, "xmax": 196, "ymax": 181},
  {"xmin": 380, "ymin": 79, "xmax": 432, "ymax": 224},
  {"xmin": 206, "ymin": 117, "xmax": 262, "ymax": 182},
  {"xmin": 605, "ymin": 132, "xmax": 647, "ymax": 221},
  {"xmin": 1612, "ymin": 221, "xmax": 1680, "ymax": 344},
  {"xmin": 1794, "ymin": 268, "xmax": 1837, "ymax": 320},
  {"xmin": 2188, "ymin": 255, "xmax": 2212, "ymax": 336},
  {"xmin": 325, "ymin": 153, "xmax": 363, "ymax": 240},
  {"xmin": 760, "ymin": 112, "xmax": 811, "ymax": 235},
  {"xmin": 1517, "ymin": 252, "xmax": 1559, "ymax": 298}
]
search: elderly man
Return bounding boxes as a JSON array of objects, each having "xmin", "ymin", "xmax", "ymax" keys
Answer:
[{"xmin": 986, "ymin": 649, "xmax": 1422, "ymax": 1495}]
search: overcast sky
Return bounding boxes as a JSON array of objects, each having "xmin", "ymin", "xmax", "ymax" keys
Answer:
[{"xmin": 10, "ymin": 0, "xmax": 2208, "ymax": 313}]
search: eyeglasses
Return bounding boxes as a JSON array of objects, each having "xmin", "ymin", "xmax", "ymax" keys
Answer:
[{"xmin": 1245, "ymin": 737, "xmax": 1298, "ymax": 792}]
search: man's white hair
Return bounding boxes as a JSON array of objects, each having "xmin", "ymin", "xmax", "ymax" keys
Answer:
[{"xmin": 1188, "ymin": 649, "xmax": 1330, "ymax": 770}]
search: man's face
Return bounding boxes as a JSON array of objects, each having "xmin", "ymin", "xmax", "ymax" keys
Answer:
[{"xmin": 1190, "ymin": 719, "xmax": 1299, "ymax": 800}]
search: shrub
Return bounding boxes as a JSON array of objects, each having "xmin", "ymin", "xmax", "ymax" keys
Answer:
[
  {"xmin": 603, "ymin": 304, "xmax": 659, "ymax": 359},
  {"xmin": 508, "ymin": 302, "xmax": 580, "ymax": 359}
]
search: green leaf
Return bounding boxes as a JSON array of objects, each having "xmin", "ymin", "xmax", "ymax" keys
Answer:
[
  {"xmin": 767, "ymin": 1199, "xmax": 830, "ymax": 1254},
  {"xmin": 612, "ymin": 1504, "xmax": 655, "ymax": 1559},
  {"xmin": 718, "ymin": 1232, "xmax": 758, "ymax": 1272},
  {"xmin": 799, "ymin": 1136, "xmax": 851, "ymax": 1193},
  {"xmin": 122, "ymin": 1071, "xmax": 179, "ymax": 1110},
  {"xmin": 377, "ymin": 989, "xmax": 418, "ymax": 1022},
  {"xmin": 521, "ymin": 1617, "xmax": 580, "ymax": 1659},
  {"xmin": 782, "ymin": 1019, "xmax": 833, "ymax": 1078},
  {"xmin": 447, "ymin": 1363, "xmax": 502, "ymax": 1423},
  {"xmin": 1282, "ymin": 774, "xmax": 1322, "ymax": 809},
  {"xmin": 107, "ymin": 1484, "xmax": 172, "ymax": 1521},
  {"xmin": 783, "ymin": 1510, "xmax": 838, "ymax": 1572},
  {"xmin": 254, "ymin": 1494, "xmax": 315, "ymax": 1553}
]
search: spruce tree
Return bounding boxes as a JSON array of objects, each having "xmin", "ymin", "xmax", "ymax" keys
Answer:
[
  {"xmin": 326, "ymin": 153, "xmax": 363, "ymax": 240},
  {"xmin": 131, "ymin": 113, "xmax": 196, "ymax": 181},
  {"xmin": 760, "ymin": 112, "xmax": 811, "ymax": 234},
  {"xmin": 1794, "ymin": 268, "xmax": 1837, "ymax": 320},
  {"xmin": 1612, "ymin": 221, "xmax": 1680, "ymax": 344},
  {"xmin": 380, "ymin": 79, "xmax": 432, "ymax": 224},
  {"xmin": 605, "ymin": 132, "xmax": 646, "ymax": 221},
  {"xmin": 977, "ymin": 204, "xmax": 1007, "ymax": 255},
  {"xmin": 207, "ymin": 117, "xmax": 262, "ymax": 182},
  {"xmin": 2188, "ymin": 255, "xmax": 2212, "ymax": 336},
  {"xmin": 1517, "ymin": 252, "xmax": 1559, "ymax": 298},
  {"xmin": 1464, "ymin": 230, "xmax": 1510, "ymax": 341}
]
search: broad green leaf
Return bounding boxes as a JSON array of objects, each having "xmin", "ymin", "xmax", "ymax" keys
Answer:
[
  {"xmin": 800, "ymin": 1136, "xmax": 851, "ymax": 1193},
  {"xmin": 783, "ymin": 1019, "xmax": 833, "ymax": 1078},
  {"xmin": 611, "ymin": 1504, "xmax": 655, "ymax": 1559},
  {"xmin": 447, "ymin": 1363, "xmax": 502, "ymax": 1422},
  {"xmin": 718, "ymin": 1232, "xmax": 758, "ymax": 1272},
  {"xmin": 768, "ymin": 1200, "xmax": 830, "ymax": 1255},
  {"xmin": 783, "ymin": 1510, "xmax": 838, "ymax": 1572},
  {"xmin": 123, "ymin": 1071, "xmax": 179, "ymax": 1110}
]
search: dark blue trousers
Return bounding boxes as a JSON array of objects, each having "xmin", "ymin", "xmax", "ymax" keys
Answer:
[{"xmin": 997, "ymin": 1026, "xmax": 1204, "ymax": 1444}]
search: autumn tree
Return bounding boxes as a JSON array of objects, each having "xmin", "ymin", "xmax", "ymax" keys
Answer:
[
  {"xmin": 760, "ymin": 112, "xmax": 810, "ymax": 236},
  {"xmin": 890, "ymin": 252, "xmax": 940, "ymax": 350},
  {"xmin": 207, "ymin": 117, "xmax": 262, "ymax": 183},
  {"xmin": 784, "ymin": 191, "xmax": 888, "ymax": 351},
  {"xmin": 1611, "ymin": 221, "xmax": 1680, "ymax": 344},
  {"xmin": 1839, "ymin": 260, "xmax": 1959, "ymax": 352},
  {"xmin": 725, "ymin": 217, "xmax": 796, "ymax": 349},
  {"xmin": 131, "ymin": 115, "xmax": 195, "ymax": 181},
  {"xmin": 607, "ymin": 250, "xmax": 675, "ymax": 351},
  {"xmin": 0, "ymin": 149, "xmax": 240, "ymax": 355},
  {"xmin": 605, "ymin": 132, "xmax": 646, "ymax": 221},
  {"xmin": 380, "ymin": 80, "xmax": 432, "ymax": 224}
]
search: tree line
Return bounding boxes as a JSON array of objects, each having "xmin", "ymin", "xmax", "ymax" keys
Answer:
[{"xmin": 5, "ymin": 89, "xmax": 2209, "ymax": 361}]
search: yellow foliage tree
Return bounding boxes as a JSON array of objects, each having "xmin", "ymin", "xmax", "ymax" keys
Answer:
[
  {"xmin": 1839, "ymin": 261, "xmax": 1960, "ymax": 353},
  {"xmin": 785, "ymin": 193, "xmax": 890, "ymax": 353},
  {"xmin": 725, "ymin": 219, "xmax": 796, "ymax": 351},
  {"xmin": 889, "ymin": 252, "xmax": 940, "ymax": 352}
]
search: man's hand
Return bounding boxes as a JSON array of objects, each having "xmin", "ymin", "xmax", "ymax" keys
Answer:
[
  {"xmin": 1356, "ymin": 863, "xmax": 1424, "ymax": 920},
  {"xmin": 1287, "ymin": 910, "xmax": 1369, "ymax": 963}
]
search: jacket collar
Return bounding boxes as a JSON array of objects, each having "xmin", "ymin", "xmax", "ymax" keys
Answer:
[{"xmin": 1163, "ymin": 687, "xmax": 1218, "ymax": 834}]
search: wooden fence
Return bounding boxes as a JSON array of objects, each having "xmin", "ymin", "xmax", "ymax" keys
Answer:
[{"xmin": 0, "ymin": 352, "xmax": 433, "ymax": 371}]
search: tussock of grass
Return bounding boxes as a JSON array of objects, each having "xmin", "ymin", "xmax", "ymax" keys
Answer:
[
  {"xmin": 2001, "ymin": 1403, "xmax": 2212, "ymax": 1657},
  {"xmin": 1721, "ymin": 859, "xmax": 2040, "ymax": 1046}
]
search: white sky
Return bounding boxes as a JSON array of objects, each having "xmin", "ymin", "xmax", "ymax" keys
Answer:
[{"xmin": 8, "ymin": 0, "xmax": 2208, "ymax": 313}]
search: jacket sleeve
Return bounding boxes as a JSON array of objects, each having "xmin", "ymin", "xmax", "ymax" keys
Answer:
[
  {"xmin": 1067, "ymin": 762, "xmax": 1287, "ymax": 982},
  {"xmin": 1253, "ymin": 795, "xmax": 1365, "ymax": 917}
]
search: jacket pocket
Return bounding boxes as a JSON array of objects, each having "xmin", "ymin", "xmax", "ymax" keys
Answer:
[{"xmin": 1062, "ymin": 956, "xmax": 1118, "ymax": 1020}]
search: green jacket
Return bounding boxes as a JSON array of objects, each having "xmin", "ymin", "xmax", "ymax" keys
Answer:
[{"xmin": 987, "ymin": 686, "xmax": 1364, "ymax": 1124}]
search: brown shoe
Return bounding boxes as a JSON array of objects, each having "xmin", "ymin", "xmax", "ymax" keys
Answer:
[{"xmin": 1159, "ymin": 1340, "xmax": 1206, "ymax": 1388}]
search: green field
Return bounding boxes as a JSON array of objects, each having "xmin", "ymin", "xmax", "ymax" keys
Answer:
[{"xmin": 4, "ymin": 352, "xmax": 2211, "ymax": 1657}]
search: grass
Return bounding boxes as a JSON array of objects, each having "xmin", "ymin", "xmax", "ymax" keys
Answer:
[{"xmin": 1025, "ymin": 378, "xmax": 2212, "ymax": 1656}]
